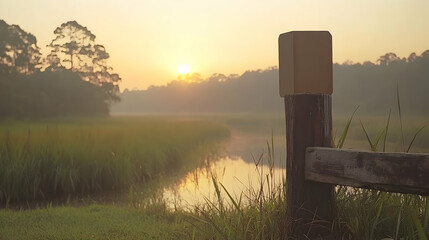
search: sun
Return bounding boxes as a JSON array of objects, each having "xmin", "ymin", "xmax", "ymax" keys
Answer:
[{"xmin": 178, "ymin": 64, "xmax": 190, "ymax": 74}]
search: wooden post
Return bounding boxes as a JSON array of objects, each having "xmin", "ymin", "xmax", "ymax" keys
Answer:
[{"xmin": 279, "ymin": 31, "xmax": 335, "ymax": 238}]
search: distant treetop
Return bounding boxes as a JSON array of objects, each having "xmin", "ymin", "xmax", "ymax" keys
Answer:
[
  {"xmin": 47, "ymin": 20, "xmax": 121, "ymax": 104},
  {"xmin": 0, "ymin": 19, "xmax": 41, "ymax": 75}
]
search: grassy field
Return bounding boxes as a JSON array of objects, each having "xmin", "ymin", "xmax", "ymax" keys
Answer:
[
  {"xmin": 0, "ymin": 204, "xmax": 196, "ymax": 240},
  {"xmin": 0, "ymin": 116, "xmax": 230, "ymax": 206},
  {"xmin": 1, "ymin": 114, "xmax": 429, "ymax": 239}
]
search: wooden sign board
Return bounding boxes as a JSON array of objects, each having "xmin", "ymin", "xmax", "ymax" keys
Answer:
[{"xmin": 278, "ymin": 31, "xmax": 333, "ymax": 96}]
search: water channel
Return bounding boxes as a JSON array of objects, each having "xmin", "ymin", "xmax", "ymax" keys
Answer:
[{"xmin": 163, "ymin": 128, "xmax": 287, "ymax": 209}]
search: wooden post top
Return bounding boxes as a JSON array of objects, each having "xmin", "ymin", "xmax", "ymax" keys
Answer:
[{"xmin": 279, "ymin": 31, "xmax": 332, "ymax": 96}]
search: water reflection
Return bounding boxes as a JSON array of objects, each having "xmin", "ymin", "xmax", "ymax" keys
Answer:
[{"xmin": 163, "ymin": 155, "xmax": 285, "ymax": 209}]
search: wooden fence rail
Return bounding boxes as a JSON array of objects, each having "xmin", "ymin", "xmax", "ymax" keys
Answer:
[
  {"xmin": 306, "ymin": 147, "xmax": 429, "ymax": 196},
  {"xmin": 279, "ymin": 31, "xmax": 429, "ymax": 239}
]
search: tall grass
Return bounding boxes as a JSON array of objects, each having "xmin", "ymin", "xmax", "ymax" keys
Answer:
[
  {"xmin": 190, "ymin": 140, "xmax": 288, "ymax": 240},
  {"xmin": 337, "ymin": 188, "xmax": 429, "ymax": 239},
  {"xmin": 190, "ymin": 109, "xmax": 429, "ymax": 239},
  {"xmin": 0, "ymin": 117, "xmax": 230, "ymax": 205},
  {"xmin": 334, "ymin": 103, "xmax": 429, "ymax": 239}
]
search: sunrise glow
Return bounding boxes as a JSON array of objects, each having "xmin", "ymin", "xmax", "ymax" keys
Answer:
[
  {"xmin": 178, "ymin": 64, "xmax": 190, "ymax": 74},
  {"xmin": 1, "ymin": 0, "xmax": 429, "ymax": 90}
]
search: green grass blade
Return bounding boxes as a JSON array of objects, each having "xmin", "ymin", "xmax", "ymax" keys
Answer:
[
  {"xmin": 382, "ymin": 110, "xmax": 391, "ymax": 152},
  {"xmin": 394, "ymin": 204, "xmax": 402, "ymax": 240},
  {"xmin": 332, "ymin": 128, "xmax": 338, "ymax": 147},
  {"xmin": 406, "ymin": 123, "xmax": 429, "ymax": 153},
  {"xmin": 414, "ymin": 217, "xmax": 427, "ymax": 240},
  {"xmin": 373, "ymin": 129, "xmax": 385, "ymax": 150},
  {"xmin": 211, "ymin": 175, "xmax": 223, "ymax": 210},
  {"xmin": 371, "ymin": 111, "xmax": 391, "ymax": 152},
  {"xmin": 423, "ymin": 199, "xmax": 429, "ymax": 232},
  {"xmin": 359, "ymin": 118, "xmax": 375, "ymax": 151},
  {"xmin": 270, "ymin": 129, "xmax": 274, "ymax": 167},
  {"xmin": 397, "ymin": 82, "xmax": 405, "ymax": 152},
  {"xmin": 337, "ymin": 106, "xmax": 359, "ymax": 149},
  {"xmin": 220, "ymin": 183, "xmax": 243, "ymax": 216},
  {"xmin": 202, "ymin": 195, "xmax": 221, "ymax": 214},
  {"xmin": 198, "ymin": 207, "xmax": 229, "ymax": 240},
  {"xmin": 369, "ymin": 201, "xmax": 383, "ymax": 240}
]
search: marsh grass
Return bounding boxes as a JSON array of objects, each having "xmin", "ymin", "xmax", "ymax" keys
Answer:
[
  {"xmin": 332, "ymin": 114, "xmax": 429, "ymax": 153},
  {"xmin": 334, "ymin": 102, "xmax": 429, "ymax": 239},
  {"xmin": 189, "ymin": 138, "xmax": 288, "ymax": 240},
  {"xmin": 1, "ymin": 113, "xmax": 429, "ymax": 239},
  {"xmin": 336, "ymin": 187, "xmax": 429, "ymax": 239},
  {"xmin": 191, "ymin": 108, "xmax": 429, "ymax": 239},
  {"xmin": 0, "ymin": 117, "xmax": 230, "ymax": 206}
]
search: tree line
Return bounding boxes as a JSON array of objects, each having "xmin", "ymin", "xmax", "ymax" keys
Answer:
[
  {"xmin": 113, "ymin": 51, "xmax": 429, "ymax": 116},
  {"xmin": 0, "ymin": 19, "xmax": 120, "ymax": 119}
]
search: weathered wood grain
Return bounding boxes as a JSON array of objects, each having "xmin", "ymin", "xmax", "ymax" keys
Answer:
[
  {"xmin": 305, "ymin": 147, "xmax": 429, "ymax": 196},
  {"xmin": 285, "ymin": 94, "xmax": 335, "ymax": 238}
]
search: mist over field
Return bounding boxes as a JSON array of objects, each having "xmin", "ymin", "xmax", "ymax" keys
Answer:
[
  {"xmin": 2, "ymin": 2, "xmax": 429, "ymax": 236},
  {"xmin": 114, "ymin": 51, "xmax": 429, "ymax": 116}
]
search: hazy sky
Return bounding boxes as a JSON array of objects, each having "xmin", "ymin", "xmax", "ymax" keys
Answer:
[{"xmin": 1, "ymin": 0, "xmax": 428, "ymax": 90}]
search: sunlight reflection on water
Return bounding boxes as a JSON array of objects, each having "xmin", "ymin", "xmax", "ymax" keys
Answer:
[{"xmin": 163, "ymin": 155, "xmax": 285, "ymax": 209}]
